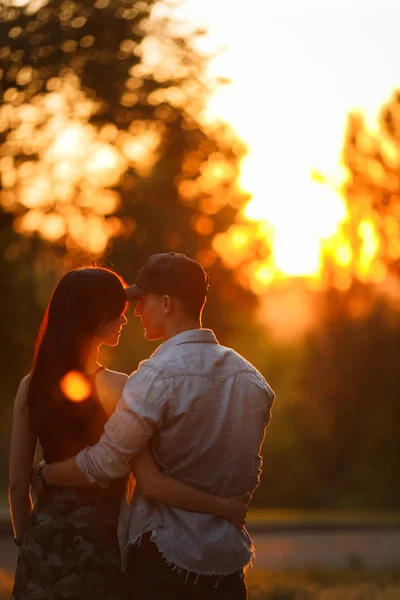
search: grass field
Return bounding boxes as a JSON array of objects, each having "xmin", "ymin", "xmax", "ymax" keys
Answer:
[
  {"xmin": 246, "ymin": 567, "xmax": 400, "ymax": 599},
  {"xmin": 2, "ymin": 567, "xmax": 400, "ymax": 599},
  {"xmin": 246, "ymin": 508, "xmax": 400, "ymax": 527}
]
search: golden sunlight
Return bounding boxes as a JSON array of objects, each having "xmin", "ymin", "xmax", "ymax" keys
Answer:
[
  {"xmin": 241, "ymin": 169, "xmax": 348, "ymax": 278},
  {"xmin": 170, "ymin": 0, "xmax": 399, "ymax": 290},
  {"xmin": 60, "ymin": 371, "xmax": 91, "ymax": 403}
]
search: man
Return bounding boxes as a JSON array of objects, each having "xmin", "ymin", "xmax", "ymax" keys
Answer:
[{"xmin": 40, "ymin": 252, "xmax": 275, "ymax": 599}]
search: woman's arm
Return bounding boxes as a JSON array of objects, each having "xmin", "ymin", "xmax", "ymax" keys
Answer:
[
  {"xmin": 9, "ymin": 376, "xmax": 38, "ymax": 541},
  {"xmin": 131, "ymin": 448, "xmax": 249, "ymax": 528}
]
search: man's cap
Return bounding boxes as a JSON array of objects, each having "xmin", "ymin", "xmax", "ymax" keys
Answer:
[{"xmin": 125, "ymin": 253, "xmax": 210, "ymax": 300}]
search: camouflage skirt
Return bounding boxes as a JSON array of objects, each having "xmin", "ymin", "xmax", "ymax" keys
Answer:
[{"xmin": 12, "ymin": 484, "xmax": 126, "ymax": 600}]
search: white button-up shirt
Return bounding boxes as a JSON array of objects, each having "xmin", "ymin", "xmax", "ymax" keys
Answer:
[{"xmin": 76, "ymin": 329, "xmax": 275, "ymax": 575}]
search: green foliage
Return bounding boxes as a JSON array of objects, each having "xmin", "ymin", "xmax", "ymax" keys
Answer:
[{"xmin": 302, "ymin": 292, "xmax": 400, "ymax": 509}]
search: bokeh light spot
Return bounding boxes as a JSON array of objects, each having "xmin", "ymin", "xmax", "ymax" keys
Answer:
[{"xmin": 60, "ymin": 371, "xmax": 91, "ymax": 403}]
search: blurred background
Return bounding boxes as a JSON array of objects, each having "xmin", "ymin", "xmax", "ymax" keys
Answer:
[{"xmin": 1, "ymin": 0, "xmax": 400, "ymax": 596}]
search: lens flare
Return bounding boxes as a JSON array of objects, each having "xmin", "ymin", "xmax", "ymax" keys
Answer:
[{"xmin": 60, "ymin": 371, "xmax": 91, "ymax": 403}]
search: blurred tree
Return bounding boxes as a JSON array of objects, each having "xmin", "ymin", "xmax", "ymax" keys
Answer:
[
  {"xmin": 249, "ymin": 283, "xmax": 400, "ymax": 511},
  {"xmin": 287, "ymin": 90, "xmax": 400, "ymax": 509},
  {"xmin": 0, "ymin": 0, "xmax": 257, "ymax": 292},
  {"xmin": 341, "ymin": 90, "xmax": 400, "ymax": 281},
  {"xmin": 295, "ymin": 282, "xmax": 400, "ymax": 510}
]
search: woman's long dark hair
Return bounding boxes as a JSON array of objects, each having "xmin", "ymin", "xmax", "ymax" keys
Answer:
[{"xmin": 27, "ymin": 267, "xmax": 127, "ymax": 433}]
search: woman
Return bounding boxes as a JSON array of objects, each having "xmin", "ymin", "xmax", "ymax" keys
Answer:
[{"xmin": 9, "ymin": 266, "xmax": 247, "ymax": 600}]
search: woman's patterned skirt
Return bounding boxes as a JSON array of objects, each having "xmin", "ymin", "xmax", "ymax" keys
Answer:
[{"xmin": 12, "ymin": 482, "xmax": 126, "ymax": 600}]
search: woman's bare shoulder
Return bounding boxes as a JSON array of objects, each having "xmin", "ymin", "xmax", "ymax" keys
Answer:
[
  {"xmin": 96, "ymin": 369, "xmax": 128, "ymax": 415},
  {"xmin": 101, "ymin": 368, "xmax": 128, "ymax": 384},
  {"xmin": 97, "ymin": 368, "xmax": 128, "ymax": 397}
]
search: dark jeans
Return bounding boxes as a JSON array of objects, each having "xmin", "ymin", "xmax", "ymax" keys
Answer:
[{"xmin": 128, "ymin": 533, "xmax": 247, "ymax": 600}]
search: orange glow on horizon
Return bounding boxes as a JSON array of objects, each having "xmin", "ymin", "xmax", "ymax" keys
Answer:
[{"xmin": 60, "ymin": 371, "xmax": 91, "ymax": 403}]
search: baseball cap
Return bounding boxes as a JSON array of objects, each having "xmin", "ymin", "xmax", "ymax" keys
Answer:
[{"xmin": 125, "ymin": 253, "xmax": 210, "ymax": 300}]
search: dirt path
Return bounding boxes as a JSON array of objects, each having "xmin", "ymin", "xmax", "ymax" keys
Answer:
[{"xmin": 251, "ymin": 529, "xmax": 400, "ymax": 569}]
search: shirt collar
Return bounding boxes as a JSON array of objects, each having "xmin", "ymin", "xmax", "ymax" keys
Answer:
[{"xmin": 150, "ymin": 329, "xmax": 219, "ymax": 360}]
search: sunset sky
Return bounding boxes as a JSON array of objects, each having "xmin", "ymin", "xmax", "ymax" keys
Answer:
[{"xmin": 164, "ymin": 0, "xmax": 400, "ymax": 278}]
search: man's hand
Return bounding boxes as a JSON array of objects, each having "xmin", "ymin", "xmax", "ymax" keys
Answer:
[
  {"xmin": 220, "ymin": 494, "xmax": 250, "ymax": 529},
  {"xmin": 31, "ymin": 460, "xmax": 46, "ymax": 499},
  {"xmin": 32, "ymin": 457, "xmax": 93, "ymax": 488}
]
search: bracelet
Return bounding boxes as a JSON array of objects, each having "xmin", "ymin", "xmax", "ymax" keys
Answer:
[{"xmin": 14, "ymin": 535, "xmax": 22, "ymax": 547}]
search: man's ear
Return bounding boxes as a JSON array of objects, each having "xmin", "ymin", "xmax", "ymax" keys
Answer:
[{"xmin": 162, "ymin": 295, "xmax": 172, "ymax": 315}]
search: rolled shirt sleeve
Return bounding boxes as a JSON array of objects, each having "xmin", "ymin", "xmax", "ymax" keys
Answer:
[{"xmin": 76, "ymin": 364, "xmax": 165, "ymax": 488}]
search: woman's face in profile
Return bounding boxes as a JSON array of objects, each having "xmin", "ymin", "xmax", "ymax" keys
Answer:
[{"xmin": 96, "ymin": 312, "xmax": 128, "ymax": 347}]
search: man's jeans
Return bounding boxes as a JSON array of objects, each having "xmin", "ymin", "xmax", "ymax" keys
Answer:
[{"xmin": 128, "ymin": 533, "xmax": 247, "ymax": 600}]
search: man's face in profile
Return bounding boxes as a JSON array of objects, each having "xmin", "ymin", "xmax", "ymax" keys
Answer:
[{"xmin": 134, "ymin": 292, "xmax": 166, "ymax": 341}]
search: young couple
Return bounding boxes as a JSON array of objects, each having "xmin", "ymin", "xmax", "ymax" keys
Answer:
[{"xmin": 9, "ymin": 252, "xmax": 275, "ymax": 599}]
